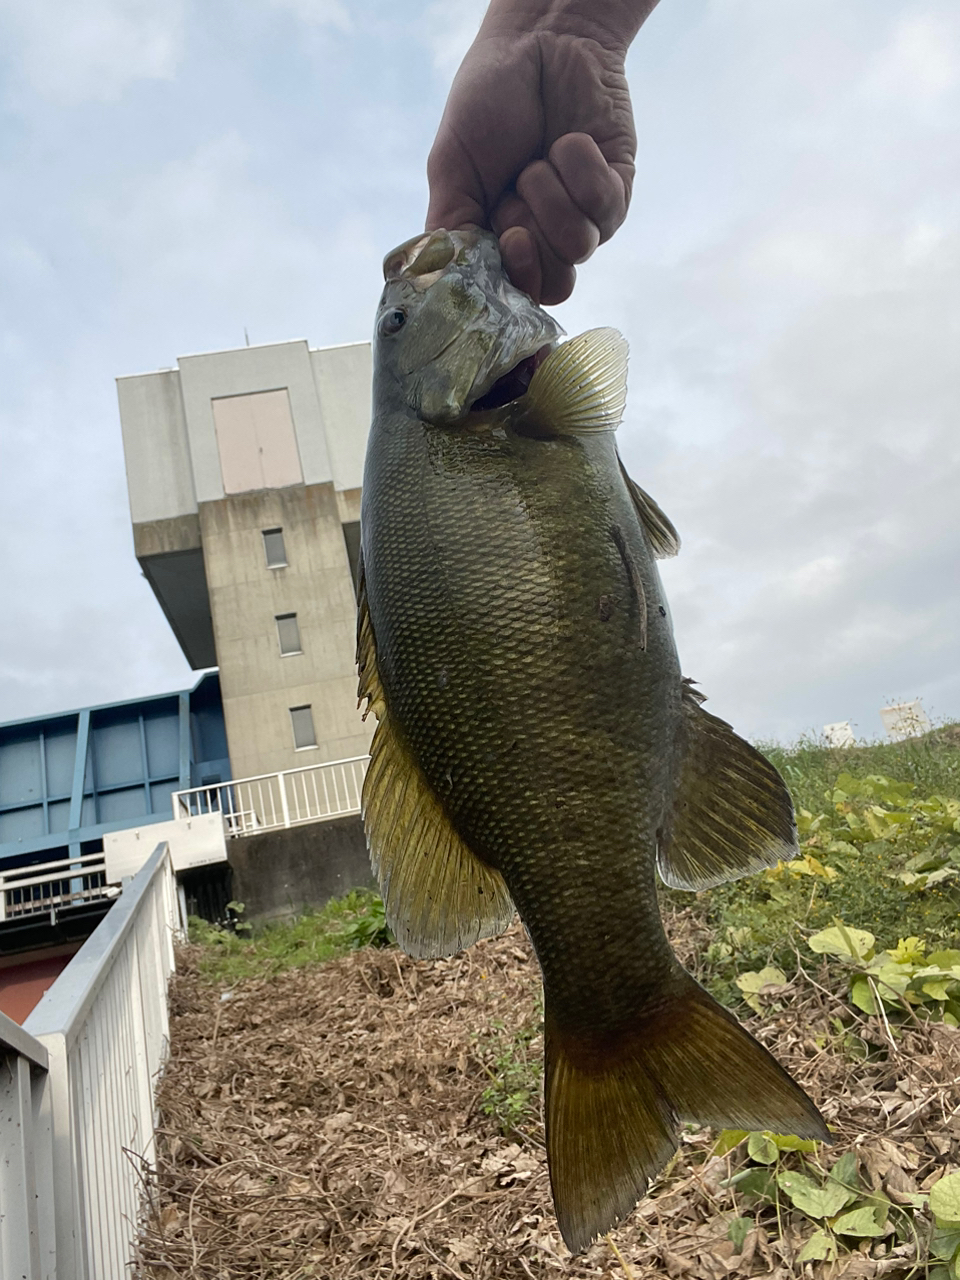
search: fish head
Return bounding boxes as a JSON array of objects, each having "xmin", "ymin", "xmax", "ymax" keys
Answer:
[{"xmin": 374, "ymin": 228, "xmax": 564, "ymax": 426}]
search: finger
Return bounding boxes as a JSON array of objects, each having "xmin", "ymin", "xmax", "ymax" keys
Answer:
[
  {"xmin": 516, "ymin": 159, "xmax": 601, "ymax": 265},
  {"xmin": 548, "ymin": 133, "xmax": 629, "ymax": 245},
  {"xmin": 498, "ymin": 227, "xmax": 542, "ymax": 304},
  {"xmin": 492, "ymin": 194, "xmax": 576, "ymax": 305}
]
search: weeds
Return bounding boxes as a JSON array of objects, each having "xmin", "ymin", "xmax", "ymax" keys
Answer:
[{"xmin": 186, "ymin": 887, "xmax": 392, "ymax": 984}]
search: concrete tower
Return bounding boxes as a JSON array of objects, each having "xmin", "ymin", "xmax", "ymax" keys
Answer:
[{"xmin": 117, "ymin": 338, "xmax": 374, "ymax": 782}]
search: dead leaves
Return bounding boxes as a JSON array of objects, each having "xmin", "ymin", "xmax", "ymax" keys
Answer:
[{"xmin": 136, "ymin": 917, "xmax": 960, "ymax": 1280}]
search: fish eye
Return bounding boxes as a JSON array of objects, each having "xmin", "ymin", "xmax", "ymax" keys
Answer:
[{"xmin": 379, "ymin": 308, "xmax": 406, "ymax": 337}]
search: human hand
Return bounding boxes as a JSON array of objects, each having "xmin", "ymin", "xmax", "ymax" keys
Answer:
[{"xmin": 426, "ymin": 2, "xmax": 658, "ymax": 305}]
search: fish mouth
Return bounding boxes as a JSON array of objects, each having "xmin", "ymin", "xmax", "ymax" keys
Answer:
[{"xmin": 469, "ymin": 344, "xmax": 554, "ymax": 414}]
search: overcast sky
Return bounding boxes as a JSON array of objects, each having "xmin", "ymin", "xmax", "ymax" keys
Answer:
[{"xmin": 0, "ymin": 0, "xmax": 957, "ymax": 745}]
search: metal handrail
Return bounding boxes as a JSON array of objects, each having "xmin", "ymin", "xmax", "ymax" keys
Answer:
[
  {"xmin": 172, "ymin": 754, "xmax": 370, "ymax": 835},
  {"xmin": 23, "ymin": 843, "xmax": 178, "ymax": 1280},
  {"xmin": 0, "ymin": 851, "xmax": 112, "ymax": 921}
]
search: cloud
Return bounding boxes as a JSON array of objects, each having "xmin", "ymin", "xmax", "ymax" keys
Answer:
[
  {"xmin": 422, "ymin": 0, "xmax": 486, "ymax": 78},
  {"xmin": 266, "ymin": 0, "xmax": 349, "ymax": 29},
  {"xmin": 0, "ymin": 0, "xmax": 185, "ymax": 104},
  {"xmin": 863, "ymin": 9, "xmax": 960, "ymax": 112}
]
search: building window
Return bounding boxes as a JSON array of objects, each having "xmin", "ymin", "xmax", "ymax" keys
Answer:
[
  {"xmin": 276, "ymin": 612, "xmax": 302, "ymax": 656},
  {"xmin": 290, "ymin": 705, "xmax": 317, "ymax": 750},
  {"xmin": 262, "ymin": 528, "xmax": 287, "ymax": 568}
]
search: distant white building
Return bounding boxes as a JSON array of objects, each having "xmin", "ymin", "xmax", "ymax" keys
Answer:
[
  {"xmin": 823, "ymin": 721, "xmax": 856, "ymax": 748},
  {"xmin": 880, "ymin": 700, "xmax": 932, "ymax": 742}
]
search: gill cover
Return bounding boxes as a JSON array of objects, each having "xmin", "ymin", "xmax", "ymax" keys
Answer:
[{"xmin": 375, "ymin": 228, "xmax": 563, "ymax": 425}]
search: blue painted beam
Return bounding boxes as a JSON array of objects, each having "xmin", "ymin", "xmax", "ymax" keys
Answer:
[
  {"xmin": 178, "ymin": 693, "xmax": 191, "ymax": 789},
  {"xmin": 68, "ymin": 709, "xmax": 90, "ymax": 831}
]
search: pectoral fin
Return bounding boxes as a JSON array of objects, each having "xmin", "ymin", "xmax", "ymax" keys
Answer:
[
  {"xmin": 619, "ymin": 460, "xmax": 680, "ymax": 559},
  {"xmin": 519, "ymin": 328, "xmax": 628, "ymax": 437},
  {"xmin": 357, "ymin": 558, "xmax": 515, "ymax": 957},
  {"xmin": 656, "ymin": 681, "xmax": 798, "ymax": 891}
]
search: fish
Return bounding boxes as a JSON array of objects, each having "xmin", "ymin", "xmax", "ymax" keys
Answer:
[{"xmin": 357, "ymin": 227, "xmax": 829, "ymax": 1253}]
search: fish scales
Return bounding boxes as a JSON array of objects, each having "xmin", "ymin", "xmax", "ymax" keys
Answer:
[
  {"xmin": 357, "ymin": 228, "xmax": 829, "ymax": 1253},
  {"xmin": 364, "ymin": 420, "xmax": 679, "ymax": 1031}
]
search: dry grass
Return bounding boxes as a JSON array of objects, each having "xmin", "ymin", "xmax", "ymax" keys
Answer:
[{"xmin": 136, "ymin": 914, "xmax": 960, "ymax": 1280}]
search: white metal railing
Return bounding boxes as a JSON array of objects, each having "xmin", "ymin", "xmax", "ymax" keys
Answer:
[
  {"xmin": 16, "ymin": 842, "xmax": 179, "ymax": 1280},
  {"xmin": 0, "ymin": 1009, "xmax": 51, "ymax": 1280},
  {"xmin": 0, "ymin": 851, "xmax": 114, "ymax": 922},
  {"xmin": 172, "ymin": 754, "xmax": 370, "ymax": 836}
]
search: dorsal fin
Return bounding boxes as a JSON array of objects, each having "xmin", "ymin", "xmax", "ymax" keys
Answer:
[
  {"xmin": 356, "ymin": 555, "xmax": 515, "ymax": 957},
  {"xmin": 619, "ymin": 460, "xmax": 681, "ymax": 559},
  {"xmin": 518, "ymin": 328, "xmax": 628, "ymax": 437}
]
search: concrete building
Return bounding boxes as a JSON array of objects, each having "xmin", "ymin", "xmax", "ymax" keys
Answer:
[{"xmin": 117, "ymin": 338, "xmax": 374, "ymax": 781}]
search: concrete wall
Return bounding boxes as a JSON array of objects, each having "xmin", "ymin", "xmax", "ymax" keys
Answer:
[
  {"xmin": 104, "ymin": 812, "xmax": 226, "ymax": 880},
  {"xmin": 119, "ymin": 338, "xmax": 371, "ymax": 528},
  {"xmin": 310, "ymin": 342, "xmax": 371, "ymax": 492},
  {"xmin": 199, "ymin": 482, "xmax": 373, "ymax": 779},
  {"xmin": 227, "ymin": 815, "xmax": 374, "ymax": 923},
  {"xmin": 117, "ymin": 368, "xmax": 196, "ymax": 524}
]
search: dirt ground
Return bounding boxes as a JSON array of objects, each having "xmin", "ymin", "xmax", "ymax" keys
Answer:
[{"xmin": 136, "ymin": 915, "xmax": 960, "ymax": 1280}]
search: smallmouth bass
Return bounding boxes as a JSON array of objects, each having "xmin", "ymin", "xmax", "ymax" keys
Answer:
[{"xmin": 357, "ymin": 228, "xmax": 828, "ymax": 1252}]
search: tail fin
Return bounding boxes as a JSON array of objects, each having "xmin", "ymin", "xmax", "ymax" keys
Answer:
[{"xmin": 545, "ymin": 971, "xmax": 828, "ymax": 1253}]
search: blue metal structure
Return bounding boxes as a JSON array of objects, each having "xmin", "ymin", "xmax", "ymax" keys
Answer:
[{"xmin": 0, "ymin": 672, "xmax": 229, "ymax": 881}]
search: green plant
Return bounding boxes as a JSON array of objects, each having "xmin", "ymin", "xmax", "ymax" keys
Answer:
[
  {"xmin": 338, "ymin": 895, "xmax": 393, "ymax": 949},
  {"xmin": 676, "ymin": 762, "xmax": 960, "ymax": 1001},
  {"xmin": 807, "ymin": 923, "xmax": 960, "ymax": 1025},
  {"xmin": 187, "ymin": 888, "xmax": 394, "ymax": 984},
  {"xmin": 716, "ymin": 1135, "xmax": 921, "ymax": 1265},
  {"xmin": 929, "ymin": 1170, "xmax": 960, "ymax": 1279},
  {"xmin": 476, "ymin": 1016, "xmax": 543, "ymax": 1143},
  {"xmin": 226, "ymin": 900, "xmax": 253, "ymax": 933}
]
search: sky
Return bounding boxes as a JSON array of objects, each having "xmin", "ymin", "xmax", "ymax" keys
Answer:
[{"xmin": 0, "ymin": 0, "xmax": 957, "ymax": 745}]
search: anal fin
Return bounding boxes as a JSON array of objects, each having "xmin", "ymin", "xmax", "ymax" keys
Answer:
[
  {"xmin": 357, "ymin": 556, "xmax": 515, "ymax": 958},
  {"xmin": 657, "ymin": 681, "xmax": 798, "ymax": 892}
]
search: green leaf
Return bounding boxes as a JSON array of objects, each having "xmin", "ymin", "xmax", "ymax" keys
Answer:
[
  {"xmin": 831, "ymin": 1205, "xmax": 887, "ymax": 1237},
  {"xmin": 713, "ymin": 1129, "xmax": 749, "ymax": 1157},
  {"xmin": 727, "ymin": 1216, "xmax": 753, "ymax": 1253},
  {"xmin": 888, "ymin": 936, "xmax": 926, "ymax": 963},
  {"xmin": 829, "ymin": 1150, "xmax": 860, "ymax": 1191},
  {"xmin": 767, "ymin": 1132, "xmax": 820, "ymax": 1153},
  {"xmin": 930, "ymin": 1171, "xmax": 960, "ymax": 1225},
  {"xmin": 747, "ymin": 1131, "xmax": 780, "ymax": 1164},
  {"xmin": 929, "ymin": 951, "xmax": 960, "ymax": 968},
  {"xmin": 930, "ymin": 1223, "xmax": 960, "ymax": 1261},
  {"xmin": 796, "ymin": 1229, "xmax": 837, "ymax": 1263},
  {"xmin": 851, "ymin": 975, "xmax": 878, "ymax": 1014},
  {"xmin": 808, "ymin": 924, "xmax": 875, "ymax": 962},
  {"xmin": 923, "ymin": 979, "xmax": 952, "ymax": 1002},
  {"xmin": 777, "ymin": 1170, "xmax": 852, "ymax": 1218},
  {"xmin": 735, "ymin": 1168, "xmax": 776, "ymax": 1201}
]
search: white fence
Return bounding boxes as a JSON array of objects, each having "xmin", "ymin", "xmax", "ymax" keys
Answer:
[
  {"xmin": 0, "ymin": 843, "xmax": 179, "ymax": 1280},
  {"xmin": 172, "ymin": 754, "xmax": 369, "ymax": 835},
  {"xmin": 0, "ymin": 852, "xmax": 114, "ymax": 923}
]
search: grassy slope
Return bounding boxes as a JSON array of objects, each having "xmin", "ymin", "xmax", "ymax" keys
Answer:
[
  {"xmin": 677, "ymin": 723, "xmax": 960, "ymax": 1002},
  {"xmin": 191, "ymin": 725, "xmax": 960, "ymax": 994}
]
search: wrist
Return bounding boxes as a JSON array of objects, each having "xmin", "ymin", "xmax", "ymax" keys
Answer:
[{"xmin": 478, "ymin": 0, "xmax": 656, "ymax": 55}]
